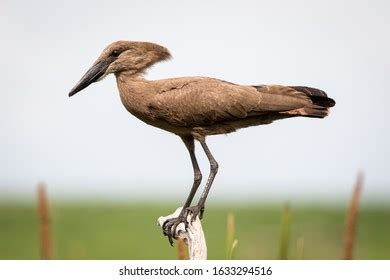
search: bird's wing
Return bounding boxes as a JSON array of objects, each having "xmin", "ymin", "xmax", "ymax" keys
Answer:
[
  {"xmin": 148, "ymin": 77, "xmax": 262, "ymax": 126},
  {"xmin": 148, "ymin": 78, "xmax": 321, "ymax": 127}
]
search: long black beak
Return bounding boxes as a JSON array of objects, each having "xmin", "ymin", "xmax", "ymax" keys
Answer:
[{"xmin": 68, "ymin": 60, "xmax": 110, "ymax": 97}]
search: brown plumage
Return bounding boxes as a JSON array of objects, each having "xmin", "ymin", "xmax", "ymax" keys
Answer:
[{"xmin": 69, "ymin": 40, "xmax": 335, "ymax": 245}]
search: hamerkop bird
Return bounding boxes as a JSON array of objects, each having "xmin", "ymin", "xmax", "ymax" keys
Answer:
[{"xmin": 69, "ymin": 41, "xmax": 335, "ymax": 245}]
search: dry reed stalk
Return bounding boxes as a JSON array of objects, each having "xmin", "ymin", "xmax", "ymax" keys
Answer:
[
  {"xmin": 37, "ymin": 182, "xmax": 53, "ymax": 260},
  {"xmin": 342, "ymin": 172, "xmax": 364, "ymax": 260},
  {"xmin": 278, "ymin": 203, "xmax": 291, "ymax": 260},
  {"xmin": 295, "ymin": 236, "xmax": 305, "ymax": 259},
  {"xmin": 226, "ymin": 212, "xmax": 238, "ymax": 259},
  {"xmin": 177, "ymin": 239, "xmax": 188, "ymax": 260}
]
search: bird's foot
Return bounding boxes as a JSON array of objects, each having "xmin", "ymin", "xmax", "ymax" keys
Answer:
[
  {"xmin": 186, "ymin": 204, "xmax": 205, "ymax": 222},
  {"xmin": 162, "ymin": 213, "xmax": 188, "ymax": 246},
  {"xmin": 161, "ymin": 205, "xmax": 205, "ymax": 246}
]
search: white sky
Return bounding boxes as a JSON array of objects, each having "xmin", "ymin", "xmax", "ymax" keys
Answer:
[{"xmin": 1, "ymin": 0, "xmax": 389, "ymax": 201}]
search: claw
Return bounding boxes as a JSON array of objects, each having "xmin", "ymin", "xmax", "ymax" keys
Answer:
[
  {"xmin": 171, "ymin": 222, "xmax": 179, "ymax": 236},
  {"xmin": 167, "ymin": 234, "xmax": 174, "ymax": 246},
  {"xmin": 162, "ymin": 219, "xmax": 170, "ymax": 232}
]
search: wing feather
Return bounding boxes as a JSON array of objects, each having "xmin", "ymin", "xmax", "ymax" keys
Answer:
[{"xmin": 149, "ymin": 77, "xmax": 261, "ymax": 126}]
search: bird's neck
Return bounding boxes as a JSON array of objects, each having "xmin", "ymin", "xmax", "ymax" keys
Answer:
[{"xmin": 115, "ymin": 71, "xmax": 154, "ymax": 118}]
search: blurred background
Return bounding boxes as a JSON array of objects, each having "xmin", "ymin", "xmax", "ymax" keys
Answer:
[{"xmin": 1, "ymin": 0, "xmax": 389, "ymax": 259}]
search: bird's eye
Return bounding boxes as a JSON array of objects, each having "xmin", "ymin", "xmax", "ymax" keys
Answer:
[{"xmin": 111, "ymin": 50, "xmax": 120, "ymax": 57}]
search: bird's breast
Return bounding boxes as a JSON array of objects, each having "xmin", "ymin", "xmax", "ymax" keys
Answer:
[{"xmin": 119, "ymin": 91, "xmax": 151, "ymax": 119}]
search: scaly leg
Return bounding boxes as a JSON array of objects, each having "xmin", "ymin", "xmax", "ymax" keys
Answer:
[
  {"xmin": 163, "ymin": 135, "xmax": 203, "ymax": 245},
  {"xmin": 187, "ymin": 136, "xmax": 219, "ymax": 221}
]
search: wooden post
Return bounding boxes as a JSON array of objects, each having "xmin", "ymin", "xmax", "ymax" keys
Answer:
[{"xmin": 158, "ymin": 207, "xmax": 207, "ymax": 260}]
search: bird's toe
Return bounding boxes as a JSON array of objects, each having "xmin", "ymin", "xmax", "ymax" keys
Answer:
[
  {"xmin": 186, "ymin": 205, "xmax": 205, "ymax": 222},
  {"xmin": 162, "ymin": 215, "xmax": 187, "ymax": 246}
]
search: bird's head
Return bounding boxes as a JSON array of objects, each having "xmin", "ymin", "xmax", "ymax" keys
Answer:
[{"xmin": 68, "ymin": 41, "xmax": 171, "ymax": 97}]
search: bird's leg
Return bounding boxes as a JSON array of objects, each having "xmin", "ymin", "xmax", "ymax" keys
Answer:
[
  {"xmin": 180, "ymin": 136, "xmax": 203, "ymax": 211},
  {"xmin": 162, "ymin": 135, "xmax": 203, "ymax": 245},
  {"xmin": 187, "ymin": 137, "xmax": 218, "ymax": 222}
]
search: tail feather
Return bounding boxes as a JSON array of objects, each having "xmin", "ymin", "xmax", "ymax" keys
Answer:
[
  {"xmin": 282, "ymin": 86, "xmax": 335, "ymax": 118},
  {"xmin": 290, "ymin": 86, "xmax": 336, "ymax": 108},
  {"xmin": 282, "ymin": 105, "xmax": 329, "ymax": 118},
  {"xmin": 252, "ymin": 84, "xmax": 335, "ymax": 119}
]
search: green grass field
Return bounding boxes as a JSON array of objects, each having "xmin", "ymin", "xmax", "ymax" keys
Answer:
[{"xmin": 0, "ymin": 201, "xmax": 389, "ymax": 259}]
